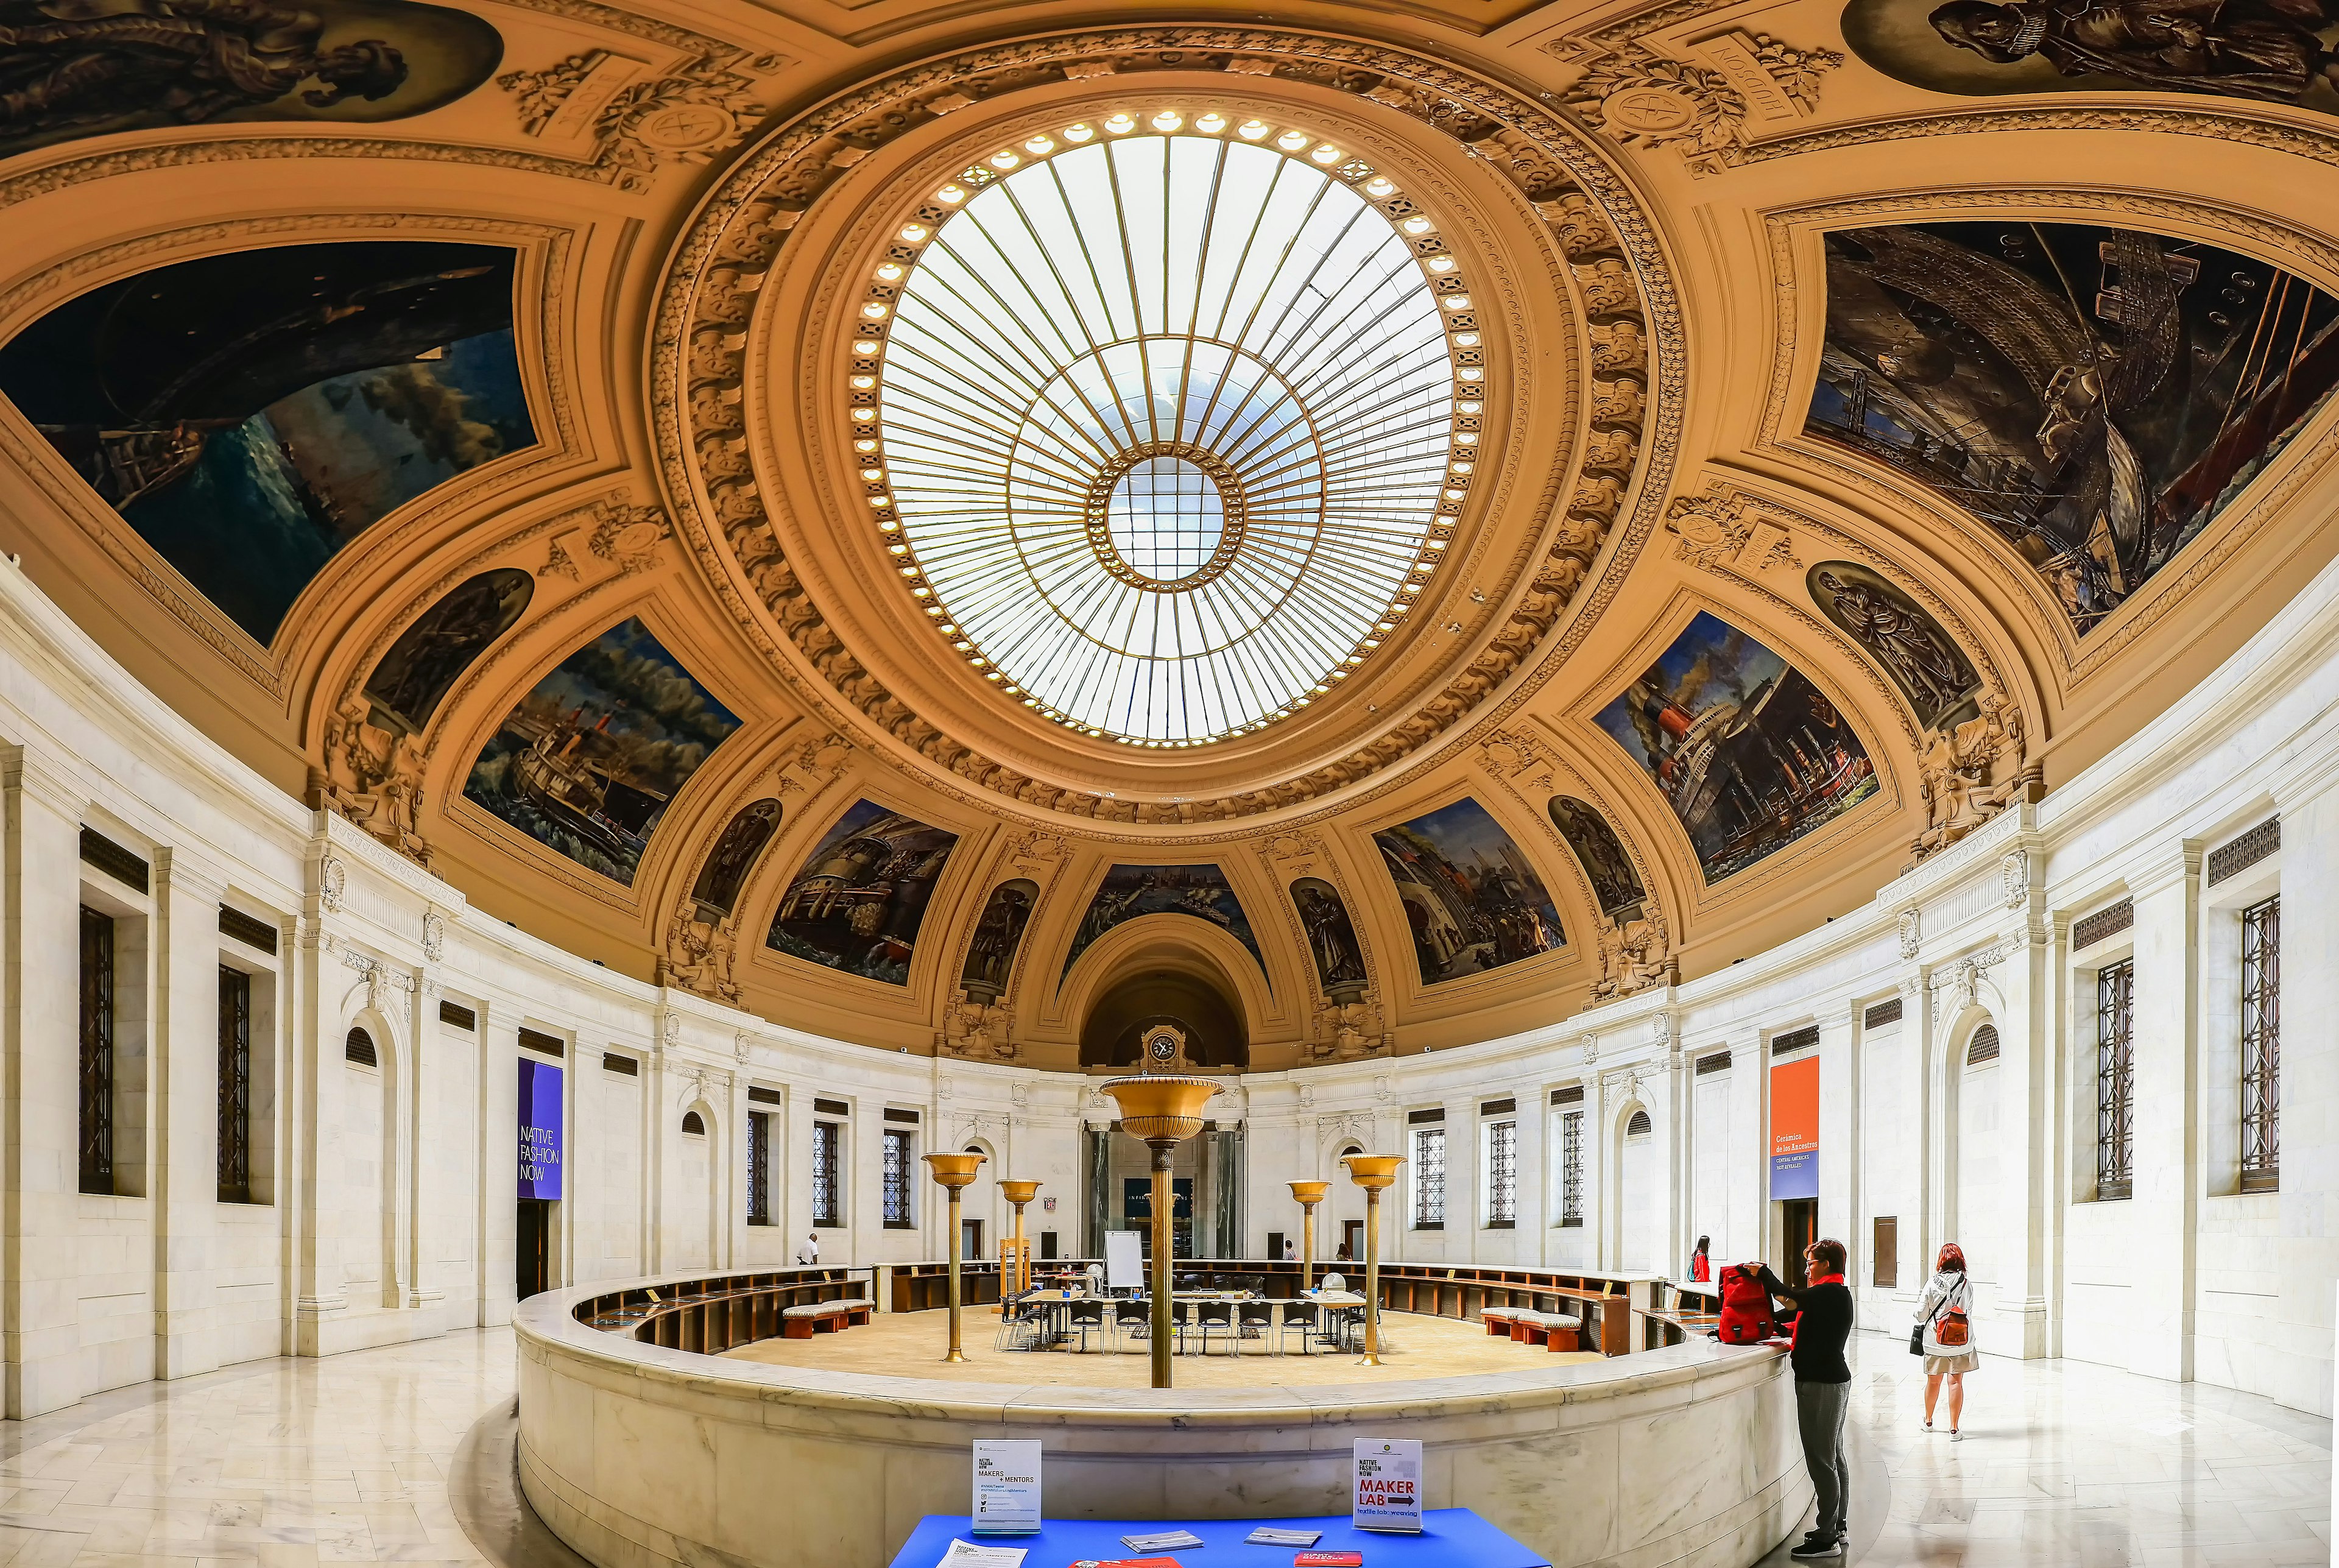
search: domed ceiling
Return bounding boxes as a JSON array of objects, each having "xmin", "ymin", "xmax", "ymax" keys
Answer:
[{"xmin": 4, "ymin": 0, "xmax": 2338, "ymax": 1070}]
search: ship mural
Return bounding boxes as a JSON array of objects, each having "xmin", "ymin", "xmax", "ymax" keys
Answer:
[
  {"xmin": 765, "ymin": 799, "xmax": 959, "ymax": 986},
  {"xmin": 1373, "ymin": 797, "xmax": 1564, "ymax": 985},
  {"xmin": 1595, "ymin": 612, "xmax": 1879, "ymax": 883},
  {"xmin": 462, "ymin": 618, "xmax": 741, "ymax": 886},
  {"xmin": 0, "ymin": 241, "xmax": 532, "ymax": 645}
]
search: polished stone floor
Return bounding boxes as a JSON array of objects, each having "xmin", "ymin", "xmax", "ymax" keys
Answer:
[{"xmin": 0, "ymin": 1326, "xmax": 2318, "ymax": 1567}]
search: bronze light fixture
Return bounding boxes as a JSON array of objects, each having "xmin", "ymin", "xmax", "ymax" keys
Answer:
[
  {"xmin": 1098, "ymin": 1044, "xmax": 1221, "ymax": 1390},
  {"xmin": 1339, "ymin": 1154, "xmax": 1405, "ymax": 1366},
  {"xmin": 921, "ymin": 1150, "xmax": 987, "ymax": 1362}
]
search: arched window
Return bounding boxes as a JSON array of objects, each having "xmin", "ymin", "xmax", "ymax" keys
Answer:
[
  {"xmin": 1626, "ymin": 1108, "xmax": 1652, "ymax": 1137},
  {"xmin": 1967, "ymin": 1024, "xmax": 2002, "ymax": 1066},
  {"xmin": 344, "ymin": 1028, "xmax": 377, "ymax": 1067},
  {"xmin": 682, "ymin": 1111, "xmax": 707, "ymax": 1136}
]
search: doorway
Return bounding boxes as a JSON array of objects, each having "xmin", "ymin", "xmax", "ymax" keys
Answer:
[
  {"xmin": 517, "ymin": 1198, "xmax": 553, "ymax": 1300},
  {"xmin": 1780, "ymin": 1198, "xmax": 1818, "ymax": 1287},
  {"xmin": 961, "ymin": 1217, "xmax": 984, "ymax": 1263},
  {"xmin": 1341, "ymin": 1218, "xmax": 1364, "ymax": 1265}
]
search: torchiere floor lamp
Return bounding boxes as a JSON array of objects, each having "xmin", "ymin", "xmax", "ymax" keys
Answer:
[
  {"xmin": 1098, "ymin": 1067, "xmax": 1221, "ymax": 1390},
  {"xmin": 1288, "ymin": 1181, "xmax": 1328, "ymax": 1291},
  {"xmin": 998, "ymin": 1179, "xmax": 1040, "ymax": 1304},
  {"xmin": 1339, "ymin": 1153, "xmax": 1404, "ymax": 1366},
  {"xmin": 922, "ymin": 1150, "xmax": 986, "ymax": 1362}
]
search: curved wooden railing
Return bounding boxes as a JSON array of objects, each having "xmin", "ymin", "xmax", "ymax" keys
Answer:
[{"xmin": 570, "ymin": 1267, "xmax": 880, "ymax": 1355}]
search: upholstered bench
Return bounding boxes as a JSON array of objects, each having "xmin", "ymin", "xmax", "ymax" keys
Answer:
[
  {"xmin": 1481, "ymin": 1307, "xmax": 1517, "ymax": 1337},
  {"xmin": 780, "ymin": 1298, "xmax": 873, "ymax": 1338},
  {"xmin": 1511, "ymin": 1310, "xmax": 1584, "ymax": 1352}
]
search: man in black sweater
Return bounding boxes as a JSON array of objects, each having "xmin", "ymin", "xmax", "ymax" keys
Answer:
[{"xmin": 1759, "ymin": 1240, "xmax": 1854, "ymax": 1559}]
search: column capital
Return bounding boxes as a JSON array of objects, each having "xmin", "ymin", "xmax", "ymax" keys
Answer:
[
  {"xmin": 1, "ymin": 743, "xmax": 85, "ymax": 818},
  {"xmin": 2122, "ymin": 839, "xmax": 2203, "ymax": 902},
  {"xmin": 152, "ymin": 845, "xmax": 230, "ymax": 904}
]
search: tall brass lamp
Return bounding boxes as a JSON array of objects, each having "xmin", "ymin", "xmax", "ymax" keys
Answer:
[
  {"xmin": 922, "ymin": 1150, "xmax": 986, "ymax": 1363},
  {"xmin": 1288, "ymin": 1181, "xmax": 1329, "ymax": 1290},
  {"xmin": 1339, "ymin": 1154, "xmax": 1405, "ymax": 1366},
  {"xmin": 998, "ymin": 1179, "xmax": 1041, "ymax": 1302},
  {"xmin": 1097, "ymin": 1070, "xmax": 1221, "ymax": 1390}
]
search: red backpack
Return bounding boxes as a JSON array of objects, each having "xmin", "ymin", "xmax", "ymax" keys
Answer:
[{"xmin": 1716, "ymin": 1263, "xmax": 1780, "ymax": 1345}]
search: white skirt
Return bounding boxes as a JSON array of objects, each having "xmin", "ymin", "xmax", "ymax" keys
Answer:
[{"xmin": 1924, "ymin": 1349, "xmax": 1978, "ymax": 1375}]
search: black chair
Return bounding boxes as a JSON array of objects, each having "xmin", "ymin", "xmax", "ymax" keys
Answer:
[
  {"xmin": 1111, "ymin": 1298, "xmax": 1149, "ymax": 1353},
  {"xmin": 1277, "ymin": 1301, "xmax": 1319, "ymax": 1356},
  {"xmin": 1191, "ymin": 1299, "xmax": 1236, "ymax": 1356},
  {"xmin": 1064, "ymin": 1299, "xmax": 1106, "ymax": 1354},
  {"xmin": 1237, "ymin": 1299, "xmax": 1275, "ymax": 1349}
]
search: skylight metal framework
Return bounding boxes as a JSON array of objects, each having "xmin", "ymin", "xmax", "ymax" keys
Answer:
[{"xmin": 851, "ymin": 111, "xmax": 1476, "ymax": 745}]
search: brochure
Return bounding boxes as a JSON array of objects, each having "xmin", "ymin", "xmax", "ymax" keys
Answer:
[
  {"xmin": 1118, "ymin": 1531, "xmax": 1203, "ymax": 1552},
  {"xmin": 1293, "ymin": 1554, "xmax": 1363, "ymax": 1567},
  {"xmin": 1242, "ymin": 1528, "xmax": 1321, "ymax": 1546},
  {"xmin": 972, "ymin": 1440, "xmax": 1042, "ymax": 1535},
  {"xmin": 1350, "ymin": 1438, "xmax": 1422, "ymax": 1533},
  {"xmin": 1065, "ymin": 1559, "xmax": 1183, "ymax": 1568},
  {"xmin": 934, "ymin": 1540, "xmax": 1026, "ymax": 1567}
]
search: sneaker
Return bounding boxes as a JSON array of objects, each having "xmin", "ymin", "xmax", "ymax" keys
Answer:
[
  {"xmin": 1950, "ymin": 1427, "xmax": 1963, "ymax": 1441},
  {"xmin": 1790, "ymin": 1537, "xmax": 1843, "ymax": 1560},
  {"xmin": 1922, "ymin": 1419, "xmax": 1934, "ymax": 1433}
]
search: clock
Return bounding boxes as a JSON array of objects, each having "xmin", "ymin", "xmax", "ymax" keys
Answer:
[{"xmin": 1146, "ymin": 1030, "xmax": 1178, "ymax": 1064}]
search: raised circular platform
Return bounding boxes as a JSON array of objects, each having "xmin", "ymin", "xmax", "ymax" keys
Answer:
[{"xmin": 515, "ymin": 1268, "xmax": 1808, "ymax": 1568}]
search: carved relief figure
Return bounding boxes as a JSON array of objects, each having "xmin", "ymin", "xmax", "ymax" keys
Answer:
[
  {"xmin": 1808, "ymin": 562, "xmax": 1980, "ymax": 729},
  {"xmin": 689, "ymin": 797, "xmax": 780, "ymax": 919},
  {"xmin": 661, "ymin": 899, "xmax": 738, "ymax": 1005},
  {"xmin": 1846, "ymin": 0, "xmax": 2339, "ymax": 110},
  {"xmin": 1547, "ymin": 795, "xmax": 1648, "ymax": 918},
  {"xmin": 766, "ymin": 799, "xmax": 958, "ymax": 986},
  {"xmin": 1595, "ymin": 612, "xmax": 1880, "ymax": 882},
  {"xmin": 1374, "ymin": 798, "xmax": 1564, "ymax": 985},
  {"xmin": 959, "ymin": 878, "xmax": 1036, "ymax": 1000},
  {"xmin": 362, "ymin": 568, "xmax": 531, "ymax": 735},
  {"xmin": 0, "ymin": 241, "xmax": 534, "ymax": 643},
  {"xmin": 317, "ymin": 693, "xmax": 428, "ymax": 863},
  {"xmin": 1288, "ymin": 877, "xmax": 1367, "ymax": 1003},
  {"xmin": 1806, "ymin": 224, "xmax": 2339, "ymax": 631},
  {"xmin": 0, "ymin": 0, "xmax": 502, "ymax": 159},
  {"xmin": 462, "ymin": 617, "xmax": 741, "ymax": 886},
  {"xmin": 1915, "ymin": 691, "xmax": 2030, "ymax": 857}
]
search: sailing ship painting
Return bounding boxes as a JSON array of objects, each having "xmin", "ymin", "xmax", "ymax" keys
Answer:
[
  {"xmin": 464, "ymin": 618, "xmax": 741, "ymax": 886},
  {"xmin": 1807, "ymin": 222, "xmax": 2339, "ymax": 632},
  {"xmin": 1596, "ymin": 613, "xmax": 1879, "ymax": 883}
]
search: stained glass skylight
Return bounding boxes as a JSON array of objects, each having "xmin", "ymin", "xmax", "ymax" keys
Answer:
[{"xmin": 847, "ymin": 112, "xmax": 1479, "ymax": 746}]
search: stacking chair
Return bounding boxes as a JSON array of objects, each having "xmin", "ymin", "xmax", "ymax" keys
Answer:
[
  {"xmin": 1276, "ymin": 1300, "xmax": 1319, "ymax": 1356},
  {"xmin": 992, "ymin": 1293, "xmax": 1042, "ymax": 1352},
  {"xmin": 1191, "ymin": 1299, "xmax": 1236, "ymax": 1356},
  {"xmin": 1236, "ymin": 1299, "xmax": 1275, "ymax": 1351},
  {"xmin": 1064, "ymin": 1299, "xmax": 1106, "ymax": 1354},
  {"xmin": 1111, "ymin": 1298, "xmax": 1149, "ymax": 1352}
]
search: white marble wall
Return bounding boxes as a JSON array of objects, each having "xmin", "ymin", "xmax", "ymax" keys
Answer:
[{"xmin": 0, "ymin": 530, "xmax": 2334, "ymax": 1416}]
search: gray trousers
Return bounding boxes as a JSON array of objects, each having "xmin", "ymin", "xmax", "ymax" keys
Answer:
[{"xmin": 1796, "ymin": 1379, "xmax": 1850, "ymax": 1538}]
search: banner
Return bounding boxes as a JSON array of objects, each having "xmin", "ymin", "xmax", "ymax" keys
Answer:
[
  {"xmin": 1769, "ymin": 1054, "xmax": 1818, "ymax": 1201},
  {"xmin": 518, "ymin": 1059, "xmax": 563, "ymax": 1200}
]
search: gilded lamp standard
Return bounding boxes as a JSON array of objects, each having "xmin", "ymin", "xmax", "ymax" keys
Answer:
[
  {"xmin": 1339, "ymin": 1153, "xmax": 1405, "ymax": 1366},
  {"xmin": 1099, "ymin": 1029, "xmax": 1221, "ymax": 1390},
  {"xmin": 997, "ymin": 1179, "xmax": 1040, "ymax": 1301},
  {"xmin": 921, "ymin": 1150, "xmax": 986, "ymax": 1362},
  {"xmin": 1288, "ymin": 1181, "xmax": 1329, "ymax": 1290}
]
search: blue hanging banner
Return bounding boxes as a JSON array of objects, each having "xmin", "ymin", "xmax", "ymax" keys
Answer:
[{"xmin": 518, "ymin": 1059, "xmax": 563, "ymax": 1200}]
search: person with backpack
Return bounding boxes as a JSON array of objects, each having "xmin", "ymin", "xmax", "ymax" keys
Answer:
[
  {"xmin": 1914, "ymin": 1242, "xmax": 1976, "ymax": 1439},
  {"xmin": 1688, "ymin": 1235, "xmax": 1712, "ymax": 1282},
  {"xmin": 1757, "ymin": 1239, "xmax": 1855, "ymax": 1560}
]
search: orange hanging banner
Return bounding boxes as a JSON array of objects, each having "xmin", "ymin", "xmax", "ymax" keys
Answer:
[{"xmin": 1770, "ymin": 1055, "xmax": 1819, "ymax": 1200}]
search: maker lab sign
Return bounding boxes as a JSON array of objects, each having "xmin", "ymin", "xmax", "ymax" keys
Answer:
[
  {"xmin": 1352, "ymin": 1438, "xmax": 1422, "ymax": 1533},
  {"xmin": 518, "ymin": 1059, "xmax": 563, "ymax": 1200}
]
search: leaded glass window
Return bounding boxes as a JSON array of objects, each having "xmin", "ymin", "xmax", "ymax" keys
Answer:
[
  {"xmin": 747, "ymin": 1111, "xmax": 772, "ymax": 1226},
  {"xmin": 2095, "ymin": 959, "xmax": 2133, "ymax": 1199},
  {"xmin": 1561, "ymin": 1111, "xmax": 1584, "ymax": 1227},
  {"xmin": 882, "ymin": 1128, "xmax": 912, "ymax": 1227},
  {"xmin": 811, "ymin": 1120, "xmax": 842, "ymax": 1227},
  {"xmin": 218, "ymin": 966, "xmax": 250, "ymax": 1204},
  {"xmin": 1486, "ymin": 1120, "xmax": 1516, "ymax": 1228},
  {"xmin": 79, "ymin": 906, "xmax": 113, "ymax": 1196},
  {"xmin": 2241, "ymin": 896, "xmax": 2279, "ymax": 1192},
  {"xmin": 1413, "ymin": 1126, "xmax": 1445, "ymax": 1229}
]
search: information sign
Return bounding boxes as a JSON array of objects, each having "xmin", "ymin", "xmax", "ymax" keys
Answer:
[
  {"xmin": 971, "ymin": 1440, "xmax": 1041, "ymax": 1535},
  {"xmin": 1769, "ymin": 1055, "xmax": 1819, "ymax": 1200},
  {"xmin": 517, "ymin": 1059, "xmax": 563, "ymax": 1201},
  {"xmin": 1351, "ymin": 1437, "xmax": 1422, "ymax": 1533}
]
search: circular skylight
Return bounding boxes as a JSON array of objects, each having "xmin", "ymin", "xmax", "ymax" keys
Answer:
[{"xmin": 850, "ymin": 113, "xmax": 1477, "ymax": 746}]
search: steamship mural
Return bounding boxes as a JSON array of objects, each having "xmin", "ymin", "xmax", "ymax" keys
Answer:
[
  {"xmin": 1807, "ymin": 223, "xmax": 2339, "ymax": 631},
  {"xmin": 766, "ymin": 799, "xmax": 959, "ymax": 986},
  {"xmin": 1596, "ymin": 612, "xmax": 1879, "ymax": 883},
  {"xmin": 463, "ymin": 618, "xmax": 741, "ymax": 886}
]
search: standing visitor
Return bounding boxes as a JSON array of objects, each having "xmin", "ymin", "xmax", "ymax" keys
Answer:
[
  {"xmin": 1282, "ymin": 1237, "xmax": 1297, "ymax": 1262},
  {"xmin": 1916, "ymin": 1242, "xmax": 1977, "ymax": 1439},
  {"xmin": 1757, "ymin": 1238, "xmax": 1854, "ymax": 1559},
  {"xmin": 796, "ymin": 1231, "xmax": 819, "ymax": 1265},
  {"xmin": 1690, "ymin": 1235, "xmax": 1712, "ymax": 1282}
]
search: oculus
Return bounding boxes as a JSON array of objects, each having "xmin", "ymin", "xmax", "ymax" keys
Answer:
[
  {"xmin": 1595, "ymin": 612, "xmax": 1878, "ymax": 883},
  {"xmin": 766, "ymin": 800, "xmax": 959, "ymax": 986},
  {"xmin": 1374, "ymin": 797, "xmax": 1563, "ymax": 985},
  {"xmin": 856, "ymin": 110, "xmax": 1473, "ymax": 745},
  {"xmin": 1807, "ymin": 224, "xmax": 2339, "ymax": 630},
  {"xmin": 462, "ymin": 616, "xmax": 739, "ymax": 886},
  {"xmin": 1062, "ymin": 863, "xmax": 1264, "ymax": 978}
]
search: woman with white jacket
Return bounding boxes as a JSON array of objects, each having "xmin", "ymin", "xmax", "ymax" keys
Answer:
[{"xmin": 1914, "ymin": 1242, "xmax": 1977, "ymax": 1439}]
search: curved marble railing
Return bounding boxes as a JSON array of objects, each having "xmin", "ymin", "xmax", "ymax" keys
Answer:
[{"xmin": 517, "ymin": 1266, "xmax": 1806, "ymax": 1568}]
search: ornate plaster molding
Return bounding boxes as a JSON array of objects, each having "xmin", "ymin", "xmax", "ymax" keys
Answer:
[{"xmin": 1545, "ymin": 31, "xmax": 1841, "ymax": 175}]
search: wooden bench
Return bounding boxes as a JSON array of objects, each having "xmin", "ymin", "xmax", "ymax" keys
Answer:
[
  {"xmin": 779, "ymin": 1298, "xmax": 875, "ymax": 1338},
  {"xmin": 1480, "ymin": 1307, "xmax": 1517, "ymax": 1337},
  {"xmin": 1509, "ymin": 1310, "xmax": 1584, "ymax": 1352}
]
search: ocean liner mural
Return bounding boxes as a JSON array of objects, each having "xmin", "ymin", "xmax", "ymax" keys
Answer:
[{"xmin": 766, "ymin": 799, "xmax": 959, "ymax": 986}]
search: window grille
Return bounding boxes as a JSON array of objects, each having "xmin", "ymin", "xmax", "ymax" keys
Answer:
[
  {"xmin": 78, "ymin": 906, "xmax": 113, "ymax": 1195},
  {"xmin": 1412, "ymin": 1126, "xmax": 1445, "ymax": 1229},
  {"xmin": 344, "ymin": 1028, "xmax": 376, "ymax": 1067},
  {"xmin": 1479, "ymin": 1097, "xmax": 1515, "ymax": 1117},
  {"xmin": 747, "ymin": 1086, "xmax": 781, "ymax": 1104},
  {"xmin": 517, "ymin": 1027, "xmax": 564, "ymax": 1057},
  {"xmin": 438, "ymin": 1001, "xmax": 476, "ymax": 1031},
  {"xmin": 1485, "ymin": 1120, "xmax": 1516, "ymax": 1228},
  {"xmin": 2240, "ymin": 895, "xmax": 2280, "ymax": 1192},
  {"xmin": 2095, "ymin": 960, "xmax": 2133, "ymax": 1200},
  {"xmin": 746, "ymin": 1112, "xmax": 772, "ymax": 1226},
  {"xmin": 1559, "ymin": 1111, "xmax": 1584, "ymax": 1227},
  {"xmin": 2209, "ymin": 819, "xmax": 2280, "ymax": 885},
  {"xmin": 217, "ymin": 966, "xmax": 251, "ymax": 1203},
  {"xmin": 1864, "ymin": 998, "xmax": 1902, "ymax": 1028},
  {"xmin": 1626, "ymin": 1109, "xmax": 1652, "ymax": 1137},
  {"xmin": 811, "ymin": 1120, "xmax": 842, "ymax": 1226},
  {"xmin": 217, "ymin": 905, "xmax": 277, "ymax": 954},
  {"xmin": 1967, "ymin": 1025, "xmax": 2000, "ymax": 1065},
  {"xmin": 1772, "ymin": 1025, "xmax": 1819, "ymax": 1055},
  {"xmin": 883, "ymin": 1128, "xmax": 912, "ymax": 1227},
  {"xmin": 2073, "ymin": 899, "xmax": 2134, "ymax": 949},
  {"xmin": 78, "ymin": 827, "xmax": 147, "ymax": 892},
  {"xmin": 602, "ymin": 1053, "xmax": 638, "ymax": 1076},
  {"xmin": 1695, "ymin": 1051, "xmax": 1731, "ymax": 1076},
  {"xmin": 680, "ymin": 1111, "xmax": 706, "ymax": 1136},
  {"xmin": 1550, "ymin": 1084, "xmax": 1584, "ymax": 1105}
]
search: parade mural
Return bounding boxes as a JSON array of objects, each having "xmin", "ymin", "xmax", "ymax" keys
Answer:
[{"xmin": 1372, "ymin": 797, "xmax": 1564, "ymax": 986}]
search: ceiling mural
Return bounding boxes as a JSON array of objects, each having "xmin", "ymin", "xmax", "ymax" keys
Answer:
[
  {"xmin": 0, "ymin": 0, "xmax": 504, "ymax": 161},
  {"xmin": 1806, "ymin": 224, "xmax": 2339, "ymax": 632},
  {"xmin": 1843, "ymin": 0, "xmax": 2339, "ymax": 113},
  {"xmin": 765, "ymin": 800, "xmax": 958, "ymax": 986},
  {"xmin": 0, "ymin": 241, "xmax": 531, "ymax": 644},
  {"xmin": 462, "ymin": 616, "xmax": 740, "ymax": 885},
  {"xmin": 1062, "ymin": 864, "xmax": 1265, "ymax": 981},
  {"xmin": 1, "ymin": 0, "xmax": 2334, "ymax": 1066},
  {"xmin": 1373, "ymin": 797, "xmax": 1563, "ymax": 986},
  {"xmin": 1596, "ymin": 612, "xmax": 1879, "ymax": 885}
]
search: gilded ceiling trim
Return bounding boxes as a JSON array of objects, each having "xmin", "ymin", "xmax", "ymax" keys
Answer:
[
  {"xmin": 1753, "ymin": 186, "xmax": 2339, "ymax": 690},
  {"xmin": 1738, "ymin": 102, "xmax": 2339, "ymax": 174},
  {"xmin": 654, "ymin": 24, "xmax": 1684, "ymax": 834}
]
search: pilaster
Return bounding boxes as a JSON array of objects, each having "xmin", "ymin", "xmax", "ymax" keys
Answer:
[
  {"xmin": 2127, "ymin": 841, "xmax": 2203, "ymax": 1382},
  {"xmin": 1817, "ymin": 997, "xmax": 1860, "ymax": 1273},
  {"xmin": 150, "ymin": 847, "xmax": 227, "ymax": 1381}
]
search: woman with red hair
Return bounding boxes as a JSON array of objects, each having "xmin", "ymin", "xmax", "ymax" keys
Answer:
[{"xmin": 1916, "ymin": 1242, "xmax": 1977, "ymax": 1438}]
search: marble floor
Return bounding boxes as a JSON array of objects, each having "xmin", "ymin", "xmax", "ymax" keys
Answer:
[
  {"xmin": 720, "ymin": 1305, "xmax": 1600, "ymax": 1387},
  {"xmin": 0, "ymin": 1326, "xmax": 2317, "ymax": 1568}
]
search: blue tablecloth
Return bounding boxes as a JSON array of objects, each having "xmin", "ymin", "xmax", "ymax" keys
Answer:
[{"xmin": 888, "ymin": 1508, "xmax": 1548, "ymax": 1566}]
